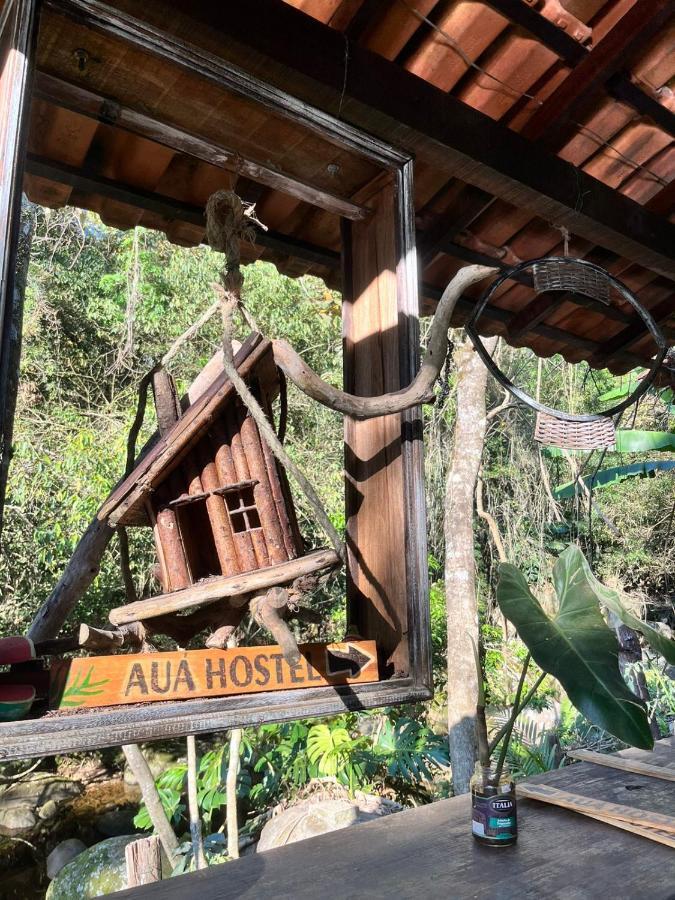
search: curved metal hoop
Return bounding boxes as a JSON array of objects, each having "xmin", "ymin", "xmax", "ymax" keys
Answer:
[{"xmin": 465, "ymin": 256, "xmax": 669, "ymax": 423}]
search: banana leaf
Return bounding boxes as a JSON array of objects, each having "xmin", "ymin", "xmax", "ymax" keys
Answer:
[
  {"xmin": 568, "ymin": 546, "xmax": 675, "ymax": 665},
  {"xmin": 497, "ymin": 549, "xmax": 653, "ymax": 750},
  {"xmin": 554, "ymin": 459, "xmax": 675, "ymax": 499},
  {"xmin": 545, "ymin": 430, "xmax": 675, "ymax": 457}
]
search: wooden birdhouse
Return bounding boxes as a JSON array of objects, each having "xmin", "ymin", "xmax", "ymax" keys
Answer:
[{"xmin": 99, "ymin": 334, "xmax": 340, "ymax": 635}]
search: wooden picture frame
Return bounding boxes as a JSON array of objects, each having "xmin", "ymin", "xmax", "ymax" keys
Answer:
[{"xmin": 0, "ymin": 0, "xmax": 431, "ymax": 760}]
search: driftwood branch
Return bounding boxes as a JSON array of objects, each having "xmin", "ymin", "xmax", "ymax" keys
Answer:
[
  {"xmin": 122, "ymin": 743, "xmax": 180, "ymax": 864},
  {"xmin": 271, "ymin": 264, "xmax": 495, "ymax": 418},
  {"xmin": 250, "ymin": 587, "xmax": 300, "ymax": 666}
]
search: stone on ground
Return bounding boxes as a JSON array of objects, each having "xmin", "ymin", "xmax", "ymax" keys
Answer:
[
  {"xmin": 47, "ymin": 838, "xmax": 87, "ymax": 879},
  {"xmin": 46, "ymin": 834, "xmax": 138, "ymax": 899}
]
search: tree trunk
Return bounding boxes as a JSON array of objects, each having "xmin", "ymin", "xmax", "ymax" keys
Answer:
[{"xmin": 444, "ymin": 336, "xmax": 496, "ymax": 795}]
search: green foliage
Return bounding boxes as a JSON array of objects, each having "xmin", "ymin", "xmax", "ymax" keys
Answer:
[
  {"xmin": 134, "ymin": 712, "xmax": 450, "ymax": 838},
  {"xmin": 497, "ymin": 546, "xmax": 654, "ymax": 750},
  {"xmin": 554, "ymin": 460, "xmax": 675, "ymax": 499}
]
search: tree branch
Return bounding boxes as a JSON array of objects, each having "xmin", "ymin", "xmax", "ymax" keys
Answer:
[{"xmin": 271, "ymin": 265, "xmax": 496, "ymax": 419}]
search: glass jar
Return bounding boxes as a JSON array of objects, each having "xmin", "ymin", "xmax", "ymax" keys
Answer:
[{"xmin": 470, "ymin": 762, "xmax": 517, "ymax": 846}]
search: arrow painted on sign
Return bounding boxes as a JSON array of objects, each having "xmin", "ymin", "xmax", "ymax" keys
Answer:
[{"xmin": 325, "ymin": 643, "xmax": 375, "ymax": 678}]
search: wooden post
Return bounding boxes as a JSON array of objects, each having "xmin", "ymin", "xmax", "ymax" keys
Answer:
[
  {"xmin": 342, "ymin": 176, "xmax": 410, "ymax": 677},
  {"xmin": 0, "ymin": 0, "xmax": 39, "ymax": 541},
  {"xmin": 125, "ymin": 835, "xmax": 162, "ymax": 887}
]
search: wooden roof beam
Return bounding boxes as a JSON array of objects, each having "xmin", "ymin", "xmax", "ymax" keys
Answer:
[
  {"xmin": 520, "ymin": 0, "xmax": 674, "ymax": 144},
  {"xmin": 60, "ymin": 0, "xmax": 675, "ymax": 277},
  {"xmin": 32, "ymin": 72, "xmax": 371, "ymax": 222},
  {"xmin": 483, "ymin": 0, "xmax": 674, "ymax": 140},
  {"xmin": 25, "ymin": 152, "xmax": 655, "ymax": 373},
  {"xmin": 24, "ymin": 154, "xmax": 342, "ymax": 270}
]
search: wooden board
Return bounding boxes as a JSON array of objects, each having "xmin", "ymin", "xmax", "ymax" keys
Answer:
[
  {"xmin": 114, "ymin": 739, "xmax": 675, "ymax": 900},
  {"xmin": 566, "ymin": 748, "xmax": 675, "ymax": 782},
  {"xmin": 49, "ymin": 640, "xmax": 378, "ymax": 709}
]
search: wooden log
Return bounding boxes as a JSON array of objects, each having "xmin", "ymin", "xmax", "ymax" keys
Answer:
[
  {"xmin": 566, "ymin": 749, "xmax": 675, "ymax": 782},
  {"xmin": 109, "ymin": 548, "xmax": 340, "ymax": 625},
  {"xmin": 250, "ymin": 587, "xmax": 300, "ymax": 666},
  {"xmin": 33, "ymin": 635, "xmax": 81, "ymax": 656},
  {"xmin": 154, "ymin": 482, "xmax": 192, "ymax": 591},
  {"xmin": 146, "ymin": 499, "xmax": 170, "ymax": 593},
  {"xmin": 257, "ymin": 393, "xmax": 300, "ymax": 558},
  {"xmin": 78, "ymin": 624, "xmax": 124, "ymax": 651},
  {"xmin": 211, "ymin": 418, "xmax": 258, "ymax": 572},
  {"xmin": 195, "ymin": 441, "xmax": 240, "ymax": 576},
  {"xmin": 239, "ymin": 402, "xmax": 288, "ymax": 565},
  {"xmin": 125, "ymin": 835, "xmax": 162, "ymax": 887},
  {"xmin": 227, "ymin": 404, "xmax": 270, "ymax": 570},
  {"xmin": 49, "ymin": 639, "xmax": 379, "ymax": 709}
]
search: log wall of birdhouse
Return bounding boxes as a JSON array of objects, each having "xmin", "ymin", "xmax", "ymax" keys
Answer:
[{"xmin": 149, "ymin": 394, "xmax": 302, "ymax": 594}]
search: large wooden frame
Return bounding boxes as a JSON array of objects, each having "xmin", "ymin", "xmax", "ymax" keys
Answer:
[{"xmin": 0, "ymin": 0, "xmax": 431, "ymax": 760}]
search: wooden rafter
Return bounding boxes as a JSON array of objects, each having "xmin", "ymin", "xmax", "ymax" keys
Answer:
[
  {"xmin": 56, "ymin": 0, "xmax": 675, "ymax": 278},
  {"xmin": 32, "ymin": 72, "xmax": 370, "ymax": 221},
  {"xmin": 521, "ymin": 0, "xmax": 674, "ymax": 144}
]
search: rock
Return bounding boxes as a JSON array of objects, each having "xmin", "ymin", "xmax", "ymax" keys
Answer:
[
  {"xmin": 46, "ymin": 835, "xmax": 138, "ymax": 899},
  {"xmin": 0, "ymin": 774, "xmax": 82, "ymax": 833},
  {"xmin": 96, "ymin": 807, "xmax": 138, "ymax": 838},
  {"xmin": 257, "ymin": 791, "xmax": 403, "ymax": 853},
  {"xmin": 47, "ymin": 838, "xmax": 87, "ymax": 880},
  {"xmin": 123, "ymin": 748, "xmax": 177, "ymax": 787}
]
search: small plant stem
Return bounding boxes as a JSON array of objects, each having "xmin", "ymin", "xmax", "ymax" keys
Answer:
[
  {"xmin": 493, "ymin": 654, "xmax": 531, "ymax": 783},
  {"xmin": 226, "ymin": 727, "xmax": 243, "ymax": 859},
  {"xmin": 186, "ymin": 735, "xmax": 206, "ymax": 870},
  {"xmin": 487, "ymin": 670, "xmax": 547, "ymax": 757}
]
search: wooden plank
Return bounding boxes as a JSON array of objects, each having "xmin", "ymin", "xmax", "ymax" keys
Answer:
[
  {"xmin": 112, "ymin": 739, "xmax": 675, "ymax": 900},
  {"xmin": 49, "ymin": 640, "xmax": 378, "ymax": 708},
  {"xmin": 518, "ymin": 782, "xmax": 675, "ymax": 835},
  {"xmin": 32, "ymin": 72, "xmax": 371, "ymax": 220},
  {"xmin": 109, "ymin": 548, "xmax": 341, "ymax": 625},
  {"xmin": 52, "ymin": 0, "xmax": 675, "ymax": 278},
  {"xmin": 567, "ymin": 748, "xmax": 675, "ymax": 782}
]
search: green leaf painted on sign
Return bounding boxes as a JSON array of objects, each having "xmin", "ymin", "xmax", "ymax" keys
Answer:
[{"xmin": 497, "ymin": 547, "xmax": 653, "ymax": 750}]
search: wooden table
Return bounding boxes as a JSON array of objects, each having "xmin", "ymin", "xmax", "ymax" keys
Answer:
[{"xmin": 120, "ymin": 738, "xmax": 675, "ymax": 899}]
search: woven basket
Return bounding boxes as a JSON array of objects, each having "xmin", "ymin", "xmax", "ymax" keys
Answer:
[{"xmin": 534, "ymin": 412, "xmax": 616, "ymax": 450}]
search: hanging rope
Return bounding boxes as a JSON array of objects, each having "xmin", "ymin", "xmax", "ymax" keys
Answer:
[{"xmin": 205, "ymin": 191, "xmax": 345, "ymax": 561}]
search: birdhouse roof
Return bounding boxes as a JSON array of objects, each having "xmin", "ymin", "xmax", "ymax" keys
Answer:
[{"xmin": 99, "ymin": 333, "xmax": 279, "ymax": 527}]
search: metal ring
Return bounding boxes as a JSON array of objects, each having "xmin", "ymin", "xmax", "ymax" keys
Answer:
[{"xmin": 465, "ymin": 256, "xmax": 669, "ymax": 423}]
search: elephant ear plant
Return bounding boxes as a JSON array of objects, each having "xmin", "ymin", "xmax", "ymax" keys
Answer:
[{"xmin": 484, "ymin": 545, "xmax": 675, "ymax": 783}]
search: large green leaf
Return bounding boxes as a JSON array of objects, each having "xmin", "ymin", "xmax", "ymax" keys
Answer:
[
  {"xmin": 568, "ymin": 547, "xmax": 675, "ymax": 665},
  {"xmin": 614, "ymin": 430, "xmax": 675, "ymax": 452},
  {"xmin": 554, "ymin": 459, "xmax": 675, "ymax": 499},
  {"xmin": 497, "ymin": 550, "xmax": 653, "ymax": 750}
]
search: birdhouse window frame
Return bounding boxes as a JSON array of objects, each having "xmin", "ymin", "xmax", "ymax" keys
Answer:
[{"xmin": 0, "ymin": 0, "xmax": 432, "ymax": 760}]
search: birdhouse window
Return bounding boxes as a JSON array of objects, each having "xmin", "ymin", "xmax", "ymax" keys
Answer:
[{"xmin": 224, "ymin": 485, "xmax": 261, "ymax": 533}]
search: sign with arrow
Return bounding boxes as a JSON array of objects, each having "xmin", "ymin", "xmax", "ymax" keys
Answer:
[
  {"xmin": 325, "ymin": 642, "xmax": 376, "ymax": 678},
  {"xmin": 49, "ymin": 640, "xmax": 379, "ymax": 710}
]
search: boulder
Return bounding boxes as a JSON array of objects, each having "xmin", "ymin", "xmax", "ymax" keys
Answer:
[
  {"xmin": 0, "ymin": 774, "xmax": 82, "ymax": 832},
  {"xmin": 96, "ymin": 807, "xmax": 139, "ymax": 838},
  {"xmin": 47, "ymin": 838, "xmax": 87, "ymax": 880},
  {"xmin": 46, "ymin": 835, "xmax": 138, "ymax": 899},
  {"xmin": 257, "ymin": 788, "xmax": 403, "ymax": 853},
  {"xmin": 257, "ymin": 799, "xmax": 359, "ymax": 852}
]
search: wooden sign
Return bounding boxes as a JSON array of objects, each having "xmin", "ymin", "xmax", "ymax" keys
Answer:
[{"xmin": 49, "ymin": 641, "xmax": 378, "ymax": 710}]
